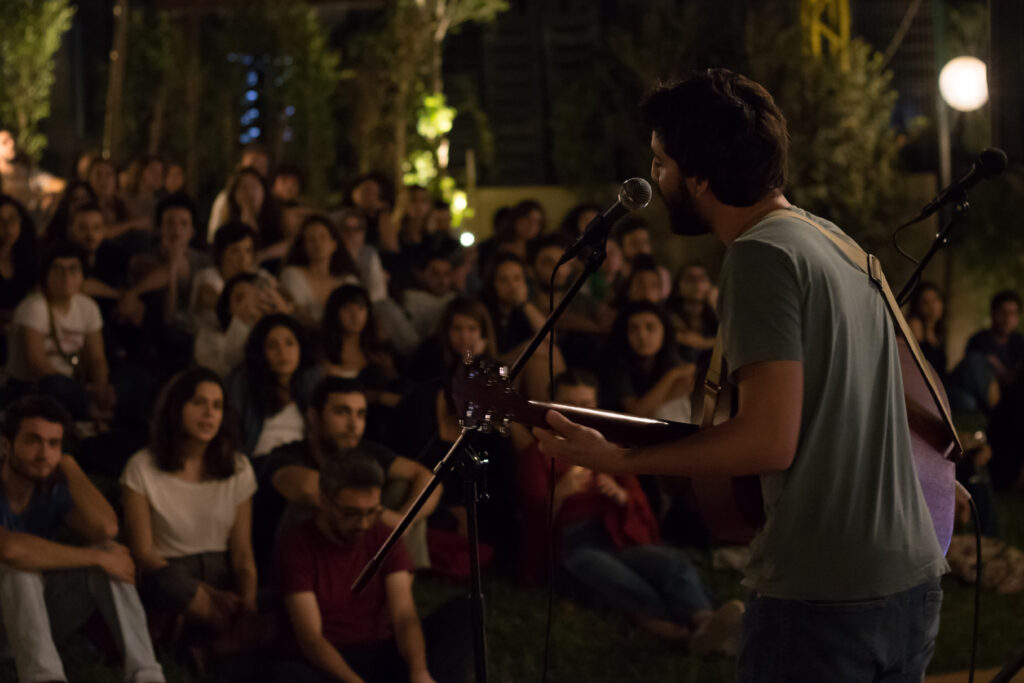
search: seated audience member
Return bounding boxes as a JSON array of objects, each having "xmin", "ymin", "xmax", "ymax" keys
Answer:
[
  {"xmin": 226, "ymin": 167, "xmax": 286, "ymax": 262},
  {"xmin": 0, "ymin": 396, "xmax": 165, "ymax": 683},
  {"xmin": 260, "ymin": 377, "xmax": 440, "ymax": 570},
  {"xmin": 228, "ymin": 313, "xmax": 322, "ymax": 458},
  {"xmin": 481, "ymin": 252, "xmax": 566, "ymax": 400},
  {"xmin": 122, "ymin": 193, "xmax": 211, "ymax": 333},
  {"xmin": 0, "ymin": 195, "xmax": 37, "ymax": 331},
  {"xmin": 907, "ymin": 282, "xmax": 948, "ymax": 378},
  {"xmin": 207, "ymin": 143, "xmax": 271, "ymax": 242},
  {"xmin": 322, "ymin": 285, "xmax": 404, "ymax": 410},
  {"xmin": 336, "ymin": 207, "xmax": 388, "ymax": 303},
  {"xmin": 557, "ymin": 202, "xmax": 602, "ymax": 241},
  {"xmin": 0, "ymin": 129, "xmax": 64, "ymax": 215},
  {"xmin": 86, "ymin": 158, "xmax": 147, "ymax": 239},
  {"xmin": 195, "ymin": 272, "xmax": 290, "ymax": 378},
  {"xmin": 4, "ymin": 242, "xmax": 116, "ymax": 421},
  {"xmin": 190, "ymin": 221, "xmax": 284, "ymax": 330},
  {"xmin": 271, "ymin": 164, "xmax": 303, "ymax": 204},
  {"xmin": 45, "ymin": 180, "xmax": 99, "ymax": 243},
  {"xmin": 613, "ymin": 218, "xmax": 670, "ymax": 297},
  {"xmin": 600, "ymin": 301, "xmax": 694, "ymax": 421},
  {"xmin": 665, "ymin": 261, "xmax": 717, "ymax": 368},
  {"xmin": 345, "ymin": 172, "xmax": 395, "ymax": 250},
  {"xmin": 512, "ymin": 371, "xmax": 742, "ymax": 652},
  {"xmin": 403, "ymin": 250, "xmax": 458, "ymax": 343},
  {"xmin": 617, "ymin": 254, "xmax": 668, "ymax": 307},
  {"xmin": 274, "ymin": 455, "xmax": 469, "ymax": 683},
  {"xmin": 122, "ymin": 154, "xmax": 166, "ymax": 229},
  {"xmin": 476, "ymin": 199, "xmax": 545, "ymax": 273},
  {"xmin": 280, "ymin": 214, "xmax": 359, "ymax": 328},
  {"xmin": 66, "ymin": 202, "xmax": 133, "ymax": 306},
  {"xmin": 121, "ymin": 369, "xmax": 258, "ymax": 635},
  {"xmin": 164, "ymin": 162, "xmax": 186, "ymax": 195},
  {"xmin": 948, "ymin": 290, "xmax": 1024, "ymax": 414}
]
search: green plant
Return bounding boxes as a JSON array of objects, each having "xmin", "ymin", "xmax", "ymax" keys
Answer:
[{"xmin": 0, "ymin": 0, "xmax": 75, "ymax": 162}]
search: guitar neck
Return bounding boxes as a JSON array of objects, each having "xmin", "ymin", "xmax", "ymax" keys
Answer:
[{"xmin": 517, "ymin": 400, "xmax": 700, "ymax": 447}]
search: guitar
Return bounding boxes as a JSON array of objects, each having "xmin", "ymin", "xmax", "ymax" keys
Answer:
[{"xmin": 451, "ymin": 347, "xmax": 958, "ymax": 552}]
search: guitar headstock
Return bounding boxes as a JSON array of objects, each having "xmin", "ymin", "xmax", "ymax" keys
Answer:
[{"xmin": 451, "ymin": 353, "xmax": 528, "ymax": 436}]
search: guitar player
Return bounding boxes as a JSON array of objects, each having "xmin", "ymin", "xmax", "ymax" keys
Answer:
[{"xmin": 534, "ymin": 69, "xmax": 949, "ymax": 681}]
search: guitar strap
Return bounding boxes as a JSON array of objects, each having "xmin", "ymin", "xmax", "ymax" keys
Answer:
[{"xmin": 700, "ymin": 208, "xmax": 964, "ymax": 461}]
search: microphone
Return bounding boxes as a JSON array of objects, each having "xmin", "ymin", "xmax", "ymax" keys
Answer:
[
  {"xmin": 557, "ymin": 178, "xmax": 652, "ymax": 266},
  {"xmin": 915, "ymin": 148, "xmax": 1008, "ymax": 221}
]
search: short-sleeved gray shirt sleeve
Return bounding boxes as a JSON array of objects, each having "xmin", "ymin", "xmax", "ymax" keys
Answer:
[{"xmin": 718, "ymin": 207, "xmax": 948, "ymax": 601}]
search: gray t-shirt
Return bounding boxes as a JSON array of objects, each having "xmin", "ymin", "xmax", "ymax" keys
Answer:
[{"xmin": 718, "ymin": 207, "xmax": 948, "ymax": 601}]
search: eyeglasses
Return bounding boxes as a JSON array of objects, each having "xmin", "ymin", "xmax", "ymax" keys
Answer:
[{"xmin": 325, "ymin": 496, "xmax": 383, "ymax": 523}]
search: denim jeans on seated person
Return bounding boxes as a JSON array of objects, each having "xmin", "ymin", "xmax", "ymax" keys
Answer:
[
  {"xmin": 737, "ymin": 577, "xmax": 942, "ymax": 682},
  {"xmin": 561, "ymin": 520, "xmax": 712, "ymax": 625}
]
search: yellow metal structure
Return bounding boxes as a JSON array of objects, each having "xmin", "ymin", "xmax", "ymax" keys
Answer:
[{"xmin": 801, "ymin": 0, "xmax": 851, "ymax": 70}]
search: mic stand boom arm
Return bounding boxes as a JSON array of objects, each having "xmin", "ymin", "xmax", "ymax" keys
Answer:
[
  {"xmin": 895, "ymin": 188, "xmax": 970, "ymax": 307},
  {"xmin": 352, "ymin": 237, "xmax": 608, "ymax": 683}
]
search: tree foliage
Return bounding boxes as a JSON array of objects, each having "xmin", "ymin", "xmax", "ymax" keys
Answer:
[{"xmin": 0, "ymin": 0, "xmax": 75, "ymax": 162}]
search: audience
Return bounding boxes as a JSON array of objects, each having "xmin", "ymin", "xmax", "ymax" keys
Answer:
[
  {"xmin": 5, "ymin": 129, "xmax": 1021, "ymax": 680},
  {"xmin": 273, "ymin": 454, "xmax": 469, "ymax": 683},
  {"xmin": 513, "ymin": 371, "xmax": 742, "ymax": 653},
  {"xmin": 0, "ymin": 396, "xmax": 165, "ymax": 683},
  {"xmin": 259, "ymin": 376, "xmax": 441, "ymax": 570}
]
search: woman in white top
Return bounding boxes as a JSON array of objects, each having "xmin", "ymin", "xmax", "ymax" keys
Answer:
[
  {"xmin": 191, "ymin": 221, "xmax": 265, "ymax": 330},
  {"xmin": 121, "ymin": 367, "xmax": 257, "ymax": 632},
  {"xmin": 279, "ymin": 214, "xmax": 359, "ymax": 327}
]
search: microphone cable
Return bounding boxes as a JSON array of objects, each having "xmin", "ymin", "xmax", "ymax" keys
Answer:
[
  {"xmin": 958, "ymin": 480, "xmax": 982, "ymax": 683},
  {"xmin": 540, "ymin": 265, "xmax": 559, "ymax": 683}
]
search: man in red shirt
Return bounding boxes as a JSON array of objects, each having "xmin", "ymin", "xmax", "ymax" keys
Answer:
[{"xmin": 274, "ymin": 451, "xmax": 469, "ymax": 683}]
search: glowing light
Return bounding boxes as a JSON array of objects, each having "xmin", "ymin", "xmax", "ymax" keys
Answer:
[
  {"xmin": 245, "ymin": 90, "xmax": 258, "ymax": 103},
  {"xmin": 248, "ymin": 127, "xmax": 261, "ymax": 138},
  {"xmin": 939, "ymin": 57, "xmax": 988, "ymax": 112},
  {"xmin": 459, "ymin": 231, "xmax": 475, "ymax": 247},
  {"xmin": 452, "ymin": 191, "xmax": 468, "ymax": 212},
  {"xmin": 285, "ymin": 105, "xmax": 296, "ymax": 117},
  {"xmin": 246, "ymin": 71, "xmax": 258, "ymax": 87}
]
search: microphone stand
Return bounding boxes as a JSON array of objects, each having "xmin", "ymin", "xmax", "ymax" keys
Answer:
[
  {"xmin": 352, "ymin": 235, "xmax": 610, "ymax": 683},
  {"xmin": 895, "ymin": 188, "xmax": 970, "ymax": 307}
]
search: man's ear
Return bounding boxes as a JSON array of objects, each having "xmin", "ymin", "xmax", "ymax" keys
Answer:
[{"xmin": 686, "ymin": 176, "xmax": 711, "ymax": 199}]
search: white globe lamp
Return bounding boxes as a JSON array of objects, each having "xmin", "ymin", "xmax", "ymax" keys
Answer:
[{"xmin": 939, "ymin": 56, "xmax": 988, "ymax": 112}]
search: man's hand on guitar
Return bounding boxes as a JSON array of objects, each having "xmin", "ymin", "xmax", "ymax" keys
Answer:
[{"xmin": 533, "ymin": 410, "xmax": 630, "ymax": 473}]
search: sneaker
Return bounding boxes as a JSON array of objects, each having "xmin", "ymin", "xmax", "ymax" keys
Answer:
[{"xmin": 690, "ymin": 599, "xmax": 745, "ymax": 657}]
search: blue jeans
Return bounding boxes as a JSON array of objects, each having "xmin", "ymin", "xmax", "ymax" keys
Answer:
[
  {"xmin": 737, "ymin": 578, "xmax": 942, "ymax": 682},
  {"xmin": 562, "ymin": 521, "xmax": 712, "ymax": 625}
]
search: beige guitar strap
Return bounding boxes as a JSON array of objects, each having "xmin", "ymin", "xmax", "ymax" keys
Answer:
[{"xmin": 700, "ymin": 208, "xmax": 964, "ymax": 461}]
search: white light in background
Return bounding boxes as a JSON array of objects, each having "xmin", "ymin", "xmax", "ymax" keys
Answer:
[
  {"xmin": 459, "ymin": 232, "xmax": 475, "ymax": 247},
  {"xmin": 939, "ymin": 56, "xmax": 988, "ymax": 112}
]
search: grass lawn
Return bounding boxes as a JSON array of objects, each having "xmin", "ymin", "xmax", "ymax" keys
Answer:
[{"xmin": 5, "ymin": 494, "xmax": 1023, "ymax": 682}]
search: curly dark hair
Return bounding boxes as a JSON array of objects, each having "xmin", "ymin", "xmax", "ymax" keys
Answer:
[
  {"xmin": 640, "ymin": 68, "xmax": 788, "ymax": 207},
  {"xmin": 242, "ymin": 313, "xmax": 316, "ymax": 417},
  {"xmin": 150, "ymin": 368, "xmax": 240, "ymax": 480}
]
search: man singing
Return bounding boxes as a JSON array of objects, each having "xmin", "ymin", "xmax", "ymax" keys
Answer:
[{"xmin": 535, "ymin": 69, "xmax": 947, "ymax": 681}]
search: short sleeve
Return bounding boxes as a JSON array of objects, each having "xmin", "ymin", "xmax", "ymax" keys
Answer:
[
  {"xmin": 120, "ymin": 451, "xmax": 151, "ymax": 496},
  {"xmin": 14, "ymin": 295, "xmax": 48, "ymax": 334},
  {"xmin": 276, "ymin": 526, "xmax": 316, "ymax": 595},
  {"xmin": 233, "ymin": 455, "xmax": 258, "ymax": 505},
  {"xmin": 79, "ymin": 295, "xmax": 103, "ymax": 334},
  {"xmin": 718, "ymin": 239, "xmax": 803, "ymax": 378},
  {"xmin": 280, "ymin": 268, "xmax": 308, "ymax": 304}
]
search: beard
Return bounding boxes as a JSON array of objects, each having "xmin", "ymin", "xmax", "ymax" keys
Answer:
[
  {"xmin": 7, "ymin": 453, "xmax": 59, "ymax": 485},
  {"xmin": 662, "ymin": 183, "xmax": 712, "ymax": 236}
]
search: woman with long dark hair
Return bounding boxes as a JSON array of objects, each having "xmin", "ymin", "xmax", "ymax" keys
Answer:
[
  {"xmin": 227, "ymin": 313, "xmax": 321, "ymax": 457},
  {"xmin": 44, "ymin": 180, "xmax": 98, "ymax": 243},
  {"xmin": 226, "ymin": 167, "xmax": 284, "ymax": 248},
  {"xmin": 601, "ymin": 301, "xmax": 695, "ymax": 418},
  {"xmin": 665, "ymin": 261, "xmax": 718, "ymax": 368},
  {"xmin": 0, "ymin": 194, "xmax": 37, "ymax": 326},
  {"xmin": 907, "ymin": 281, "xmax": 948, "ymax": 377},
  {"xmin": 121, "ymin": 367, "xmax": 258, "ymax": 632},
  {"xmin": 280, "ymin": 214, "xmax": 358, "ymax": 327}
]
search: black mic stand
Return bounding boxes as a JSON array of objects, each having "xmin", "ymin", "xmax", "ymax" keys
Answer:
[
  {"xmin": 895, "ymin": 188, "xmax": 970, "ymax": 307},
  {"xmin": 352, "ymin": 235, "xmax": 610, "ymax": 683}
]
